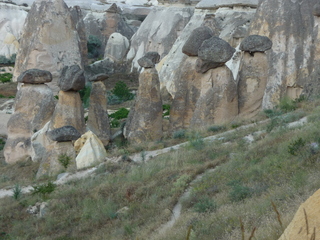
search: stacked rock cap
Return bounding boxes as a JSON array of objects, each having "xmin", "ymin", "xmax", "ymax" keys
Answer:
[
  {"xmin": 138, "ymin": 52, "xmax": 161, "ymax": 68},
  {"xmin": 106, "ymin": 3, "xmax": 122, "ymax": 13},
  {"xmin": 17, "ymin": 69, "xmax": 52, "ymax": 84},
  {"xmin": 196, "ymin": 36, "xmax": 235, "ymax": 73},
  {"xmin": 47, "ymin": 126, "xmax": 81, "ymax": 142},
  {"xmin": 89, "ymin": 73, "xmax": 109, "ymax": 82},
  {"xmin": 59, "ymin": 65, "xmax": 85, "ymax": 91},
  {"xmin": 182, "ymin": 26, "xmax": 214, "ymax": 56},
  {"xmin": 240, "ymin": 35, "xmax": 272, "ymax": 53},
  {"xmin": 196, "ymin": 0, "xmax": 259, "ymax": 9},
  {"xmin": 313, "ymin": 3, "xmax": 320, "ymax": 16}
]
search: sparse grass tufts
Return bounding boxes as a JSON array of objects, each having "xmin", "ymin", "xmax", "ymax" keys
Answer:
[
  {"xmin": 228, "ymin": 180, "xmax": 253, "ymax": 202},
  {"xmin": 173, "ymin": 129, "xmax": 186, "ymax": 139},
  {"xmin": 193, "ymin": 196, "xmax": 217, "ymax": 213},
  {"xmin": 12, "ymin": 184, "xmax": 22, "ymax": 200},
  {"xmin": 288, "ymin": 137, "xmax": 306, "ymax": 156},
  {"xmin": 58, "ymin": 154, "xmax": 71, "ymax": 169}
]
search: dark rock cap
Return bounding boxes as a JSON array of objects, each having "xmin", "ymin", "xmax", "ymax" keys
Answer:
[
  {"xmin": 47, "ymin": 126, "xmax": 81, "ymax": 142},
  {"xmin": 182, "ymin": 26, "xmax": 214, "ymax": 56},
  {"xmin": 59, "ymin": 65, "xmax": 85, "ymax": 92},
  {"xmin": 240, "ymin": 35, "xmax": 272, "ymax": 53},
  {"xmin": 198, "ymin": 37, "xmax": 235, "ymax": 63},
  {"xmin": 89, "ymin": 73, "xmax": 109, "ymax": 82},
  {"xmin": 106, "ymin": 3, "xmax": 122, "ymax": 13},
  {"xmin": 17, "ymin": 69, "xmax": 52, "ymax": 84},
  {"xmin": 144, "ymin": 52, "xmax": 160, "ymax": 64},
  {"xmin": 195, "ymin": 58, "xmax": 225, "ymax": 74},
  {"xmin": 313, "ymin": 3, "xmax": 320, "ymax": 17},
  {"xmin": 138, "ymin": 56, "xmax": 155, "ymax": 68}
]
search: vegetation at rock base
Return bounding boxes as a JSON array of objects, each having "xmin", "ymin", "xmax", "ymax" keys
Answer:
[
  {"xmin": 79, "ymin": 85, "xmax": 91, "ymax": 108},
  {"xmin": 109, "ymin": 107, "xmax": 130, "ymax": 128},
  {"xmin": 2, "ymin": 97, "xmax": 320, "ymax": 239},
  {"xmin": 0, "ymin": 73, "xmax": 12, "ymax": 83},
  {"xmin": 58, "ymin": 154, "xmax": 71, "ymax": 169},
  {"xmin": 87, "ymin": 35, "xmax": 102, "ymax": 59},
  {"xmin": 0, "ymin": 54, "xmax": 16, "ymax": 65}
]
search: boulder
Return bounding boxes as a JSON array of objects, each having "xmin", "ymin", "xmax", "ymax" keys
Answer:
[
  {"xmin": 58, "ymin": 65, "xmax": 85, "ymax": 92},
  {"xmin": 124, "ymin": 68, "xmax": 163, "ymax": 143},
  {"xmin": 196, "ymin": 0, "xmax": 259, "ymax": 9},
  {"xmin": 17, "ymin": 69, "xmax": 52, "ymax": 84},
  {"xmin": 238, "ymin": 52, "xmax": 269, "ymax": 119},
  {"xmin": 89, "ymin": 73, "xmax": 109, "ymax": 82},
  {"xmin": 4, "ymin": 84, "xmax": 55, "ymax": 164},
  {"xmin": 144, "ymin": 52, "xmax": 161, "ymax": 64},
  {"xmin": 182, "ymin": 26, "xmax": 214, "ymax": 56},
  {"xmin": 240, "ymin": 35, "xmax": 272, "ymax": 53},
  {"xmin": 278, "ymin": 188, "xmax": 320, "ymax": 240},
  {"xmin": 50, "ymin": 90, "xmax": 85, "ymax": 134},
  {"xmin": 12, "ymin": 0, "xmax": 84, "ymax": 93},
  {"xmin": 75, "ymin": 131, "xmax": 107, "ymax": 170},
  {"xmin": 138, "ymin": 57, "xmax": 155, "ymax": 68},
  {"xmin": 87, "ymin": 81, "xmax": 111, "ymax": 146},
  {"xmin": 190, "ymin": 65, "xmax": 238, "ymax": 126},
  {"xmin": 104, "ymin": 33, "xmax": 130, "ymax": 62},
  {"xmin": 84, "ymin": 58, "xmax": 114, "ymax": 80},
  {"xmin": 47, "ymin": 126, "xmax": 81, "ymax": 142}
]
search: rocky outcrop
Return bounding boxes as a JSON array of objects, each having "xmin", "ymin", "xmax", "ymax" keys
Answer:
[
  {"xmin": 0, "ymin": 3, "xmax": 27, "ymax": 58},
  {"xmin": 87, "ymin": 74, "xmax": 111, "ymax": 147},
  {"xmin": 196, "ymin": 0, "xmax": 258, "ymax": 9},
  {"xmin": 58, "ymin": 65, "xmax": 85, "ymax": 92},
  {"xmin": 12, "ymin": 0, "xmax": 84, "ymax": 93},
  {"xmin": 4, "ymin": 69, "xmax": 55, "ymax": 164},
  {"xmin": 104, "ymin": 33, "xmax": 130, "ymax": 62},
  {"xmin": 124, "ymin": 57, "xmax": 163, "ymax": 143},
  {"xmin": 190, "ymin": 66, "xmax": 238, "ymax": 126},
  {"xmin": 75, "ymin": 131, "xmax": 107, "ymax": 170},
  {"xmin": 84, "ymin": 58, "xmax": 115, "ymax": 80},
  {"xmin": 278, "ymin": 189, "xmax": 320, "ymax": 240},
  {"xmin": 128, "ymin": 7, "xmax": 194, "ymax": 71}
]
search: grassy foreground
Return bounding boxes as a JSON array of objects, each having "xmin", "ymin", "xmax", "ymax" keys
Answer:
[{"xmin": 1, "ymin": 99, "xmax": 320, "ymax": 239}]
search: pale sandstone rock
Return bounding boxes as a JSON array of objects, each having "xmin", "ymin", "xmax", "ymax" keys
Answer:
[
  {"xmin": 13, "ymin": 0, "xmax": 84, "ymax": 93},
  {"xmin": 238, "ymin": 52, "xmax": 268, "ymax": 119},
  {"xmin": 87, "ymin": 80, "xmax": 111, "ymax": 146},
  {"xmin": 4, "ymin": 84, "xmax": 55, "ymax": 164},
  {"xmin": 50, "ymin": 90, "xmax": 85, "ymax": 134},
  {"xmin": 190, "ymin": 65, "xmax": 238, "ymax": 126},
  {"xmin": 278, "ymin": 188, "xmax": 320, "ymax": 240},
  {"xmin": 124, "ymin": 68, "xmax": 163, "ymax": 143},
  {"xmin": 104, "ymin": 32, "xmax": 130, "ymax": 62},
  {"xmin": 75, "ymin": 131, "xmax": 107, "ymax": 170}
]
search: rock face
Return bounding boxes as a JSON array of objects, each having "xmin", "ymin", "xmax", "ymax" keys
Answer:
[
  {"xmin": 104, "ymin": 33, "xmax": 130, "ymax": 62},
  {"xmin": 182, "ymin": 26, "xmax": 214, "ymax": 56},
  {"xmin": 248, "ymin": 0, "xmax": 319, "ymax": 108},
  {"xmin": 238, "ymin": 52, "xmax": 268, "ymax": 119},
  {"xmin": 47, "ymin": 126, "xmax": 81, "ymax": 142},
  {"xmin": 50, "ymin": 90, "xmax": 85, "ymax": 134},
  {"xmin": 12, "ymin": 0, "xmax": 85, "ymax": 93},
  {"xmin": 278, "ymin": 189, "xmax": 320, "ymax": 240},
  {"xmin": 17, "ymin": 69, "xmax": 52, "ymax": 84},
  {"xmin": 4, "ymin": 83, "xmax": 55, "ymax": 164},
  {"xmin": 75, "ymin": 131, "xmax": 107, "ymax": 170},
  {"xmin": 128, "ymin": 7, "xmax": 194, "ymax": 71},
  {"xmin": 190, "ymin": 66, "xmax": 238, "ymax": 126},
  {"xmin": 240, "ymin": 35, "xmax": 272, "ymax": 53},
  {"xmin": 58, "ymin": 65, "xmax": 85, "ymax": 92},
  {"xmin": 124, "ymin": 68, "xmax": 163, "ymax": 143},
  {"xmin": 87, "ymin": 76, "xmax": 111, "ymax": 146},
  {"xmin": 0, "ymin": 3, "xmax": 27, "ymax": 58}
]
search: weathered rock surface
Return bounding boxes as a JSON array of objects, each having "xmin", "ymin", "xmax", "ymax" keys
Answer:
[
  {"xmin": 238, "ymin": 52, "xmax": 268, "ymax": 119},
  {"xmin": 104, "ymin": 32, "xmax": 130, "ymax": 62},
  {"xmin": 75, "ymin": 131, "xmax": 107, "ymax": 170},
  {"xmin": 84, "ymin": 58, "xmax": 114, "ymax": 80},
  {"xmin": 50, "ymin": 90, "xmax": 85, "ymax": 134},
  {"xmin": 190, "ymin": 66, "xmax": 238, "ymax": 126},
  {"xmin": 278, "ymin": 189, "xmax": 320, "ymax": 240},
  {"xmin": 0, "ymin": 3, "xmax": 27, "ymax": 58},
  {"xmin": 196, "ymin": 0, "xmax": 258, "ymax": 9},
  {"xmin": 89, "ymin": 73, "xmax": 109, "ymax": 82},
  {"xmin": 240, "ymin": 35, "xmax": 272, "ymax": 53},
  {"xmin": 138, "ymin": 57, "xmax": 155, "ymax": 68},
  {"xmin": 0, "ymin": 113, "xmax": 11, "ymax": 137},
  {"xmin": 58, "ymin": 65, "xmax": 85, "ymax": 92},
  {"xmin": 313, "ymin": 3, "xmax": 320, "ymax": 16},
  {"xmin": 182, "ymin": 26, "xmax": 214, "ymax": 56},
  {"xmin": 124, "ymin": 68, "xmax": 163, "ymax": 143},
  {"xmin": 47, "ymin": 126, "xmax": 81, "ymax": 142},
  {"xmin": 17, "ymin": 69, "xmax": 52, "ymax": 84},
  {"xmin": 13, "ymin": 0, "xmax": 84, "ymax": 93},
  {"xmin": 4, "ymin": 84, "xmax": 55, "ymax": 164},
  {"xmin": 128, "ymin": 7, "xmax": 194, "ymax": 71},
  {"xmin": 87, "ymin": 80, "xmax": 111, "ymax": 146}
]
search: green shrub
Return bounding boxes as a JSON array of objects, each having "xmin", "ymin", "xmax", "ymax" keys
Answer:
[
  {"xmin": 288, "ymin": 137, "xmax": 306, "ymax": 156},
  {"xmin": 228, "ymin": 181, "xmax": 252, "ymax": 202},
  {"xmin": 162, "ymin": 104, "xmax": 170, "ymax": 117},
  {"xmin": 188, "ymin": 133, "xmax": 205, "ymax": 150},
  {"xmin": 0, "ymin": 54, "xmax": 16, "ymax": 65},
  {"xmin": 12, "ymin": 184, "xmax": 22, "ymax": 200},
  {"xmin": 193, "ymin": 196, "xmax": 217, "ymax": 213},
  {"xmin": 79, "ymin": 85, "xmax": 91, "ymax": 108},
  {"xmin": 87, "ymin": 35, "xmax": 102, "ymax": 59},
  {"xmin": 278, "ymin": 96, "xmax": 297, "ymax": 112},
  {"xmin": 208, "ymin": 125, "xmax": 226, "ymax": 133},
  {"xmin": 111, "ymin": 81, "xmax": 134, "ymax": 101},
  {"xmin": 0, "ymin": 139, "xmax": 5, "ymax": 151},
  {"xmin": 172, "ymin": 129, "xmax": 186, "ymax": 139},
  {"xmin": 109, "ymin": 108, "xmax": 129, "ymax": 120},
  {"xmin": 32, "ymin": 181, "xmax": 56, "ymax": 200},
  {"xmin": 0, "ymin": 73, "xmax": 12, "ymax": 83},
  {"xmin": 58, "ymin": 154, "xmax": 71, "ymax": 169}
]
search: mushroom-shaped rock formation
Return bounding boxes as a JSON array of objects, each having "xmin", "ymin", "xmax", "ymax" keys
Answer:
[
  {"xmin": 182, "ymin": 26, "xmax": 214, "ymax": 56},
  {"xmin": 58, "ymin": 65, "xmax": 85, "ymax": 92},
  {"xmin": 196, "ymin": 37, "xmax": 235, "ymax": 73},
  {"xmin": 240, "ymin": 35, "xmax": 272, "ymax": 53},
  {"xmin": 104, "ymin": 32, "xmax": 130, "ymax": 62},
  {"xmin": 17, "ymin": 69, "xmax": 52, "ymax": 84},
  {"xmin": 196, "ymin": 0, "xmax": 259, "ymax": 9},
  {"xmin": 47, "ymin": 126, "xmax": 81, "ymax": 142},
  {"xmin": 87, "ymin": 74, "xmax": 111, "ymax": 147}
]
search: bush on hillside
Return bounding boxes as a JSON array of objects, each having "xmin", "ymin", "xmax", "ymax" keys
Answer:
[
  {"xmin": 87, "ymin": 35, "xmax": 102, "ymax": 59},
  {"xmin": 0, "ymin": 73, "xmax": 12, "ymax": 83}
]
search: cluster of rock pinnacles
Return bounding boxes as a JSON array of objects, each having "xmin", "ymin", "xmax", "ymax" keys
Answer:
[{"xmin": 4, "ymin": 32, "xmax": 272, "ymax": 177}]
